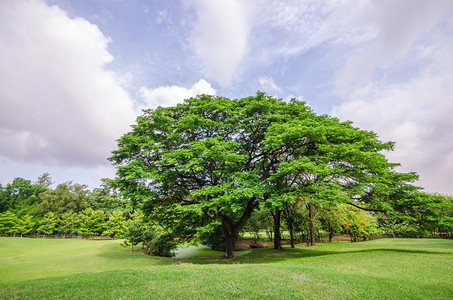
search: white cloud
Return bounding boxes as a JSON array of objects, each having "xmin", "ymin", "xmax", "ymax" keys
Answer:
[
  {"xmin": 0, "ymin": 0, "xmax": 138, "ymax": 167},
  {"xmin": 332, "ymin": 14, "xmax": 453, "ymax": 195},
  {"xmin": 138, "ymin": 79, "xmax": 216, "ymax": 108},
  {"xmin": 188, "ymin": 0, "xmax": 252, "ymax": 87},
  {"xmin": 335, "ymin": 0, "xmax": 453, "ymax": 93},
  {"xmin": 248, "ymin": 0, "xmax": 376, "ymax": 63},
  {"xmin": 258, "ymin": 76, "xmax": 281, "ymax": 95}
]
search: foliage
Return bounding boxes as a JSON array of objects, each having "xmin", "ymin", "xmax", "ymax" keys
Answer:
[
  {"xmin": 57, "ymin": 212, "xmax": 78, "ymax": 237},
  {"xmin": 122, "ymin": 210, "xmax": 177, "ymax": 256},
  {"xmin": 198, "ymin": 225, "xmax": 226, "ymax": 251},
  {"xmin": 102, "ymin": 209, "xmax": 126, "ymax": 238},
  {"xmin": 243, "ymin": 208, "xmax": 272, "ymax": 245},
  {"xmin": 146, "ymin": 232, "xmax": 176, "ymax": 257},
  {"xmin": 0, "ymin": 211, "xmax": 19, "ymax": 236},
  {"xmin": 37, "ymin": 212, "xmax": 57, "ymax": 237},
  {"xmin": 110, "ymin": 92, "xmax": 419, "ymax": 257},
  {"xmin": 39, "ymin": 181, "xmax": 89, "ymax": 216},
  {"xmin": 0, "ymin": 177, "xmax": 45, "ymax": 215},
  {"xmin": 88, "ymin": 179, "xmax": 130, "ymax": 217},
  {"xmin": 122, "ymin": 210, "xmax": 145, "ymax": 250},
  {"xmin": 319, "ymin": 204, "xmax": 345, "ymax": 242},
  {"xmin": 16, "ymin": 214, "xmax": 37, "ymax": 237},
  {"xmin": 77, "ymin": 208, "xmax": 106, "ymax": 237},
  {"xmin": 0, "ymin": 173, "xmax": 132, "ymax": 238},
  {"xmin": 340, "ymin": 208, "xmax": 379, "ymax": 242}
]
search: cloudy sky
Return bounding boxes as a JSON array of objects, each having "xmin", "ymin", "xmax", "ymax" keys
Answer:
[{"xmin": 1, "ymin": 0, "xmax": 452, "ymax": 195}]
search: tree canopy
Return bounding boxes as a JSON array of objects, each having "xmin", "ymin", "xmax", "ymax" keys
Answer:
[{"xmin": 109, "ymin": 92, "xmax": 422, "ymax": 258}]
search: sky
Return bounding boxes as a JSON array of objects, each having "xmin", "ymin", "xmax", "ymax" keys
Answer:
[{"xmin": 1, "ymin": 0, "xmax": 453, "ymax": 195}]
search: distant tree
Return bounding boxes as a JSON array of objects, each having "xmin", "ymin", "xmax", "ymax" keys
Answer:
[
  {"xmin": 77, "ymin": 208, "xmax": 105, "ymax": 238},
  {"xmin": 88, "ymin": 180, "xmax": 129, "ymax": 217},
  {"xmin": 57, "ymin": 212, "xmax": 78, "ymax": 238},
  {"xmin": 37, "ymin": 212, "xmax": 57, "ymax": 238},
  {"xmin": 16, "ymin": 214, "xmax": 37, "ymax": 237},
  {"xmin": 35, "ymin": 172, "xmax": 53, "ymax": 189},
  {"xmin": 0, "ymin": 211, "xmax": 19, "ymax": 236},
  {"xmin": 0, "ymin": 184, "xmax": 6, "ymax": 213},
  {"xmin": 39, "ymin": 181, "xmax": 88, "ymax": 216},
  {"xmin": 341, "ymin": 208, "xmax": 379, "ymax": 242},
  {"xmin": 1, "ymin": 178, "xmax": 45, "ymax": 214},
  {"xmin": 122, "ymin": 210, "xmax": 145, "ymax": 251},
  {"xmin": 319, "ymin": 204, "xmax": 344, "ymax": 243},
  {"xmin": 282, "ymin": 197, "xmax": 306, "ymax": 247},
  {"xmin": 243, "ymin": 207, "xmax": 272, "ymax": 245},
  {"xmin": 102, "ymin": 209, "xmax": 126, "ymax": 238}
]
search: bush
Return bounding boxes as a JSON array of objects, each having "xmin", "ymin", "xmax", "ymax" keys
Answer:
[
  {"xmin": 198, "ymin": 226, "xmax": 225, "ymax": 251},
  {"xmin": 146, "ymin": 233, "xmax": 176, "ymax": 257}
]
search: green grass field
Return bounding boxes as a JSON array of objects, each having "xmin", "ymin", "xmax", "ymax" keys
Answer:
[{"xmin": 1, "ymin": 237, "xmax": 452, "ymax": 299}]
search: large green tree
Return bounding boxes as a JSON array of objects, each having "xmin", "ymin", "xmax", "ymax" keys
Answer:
[{"xmin": 110, "ymin": 93, "xmax": 417, "ymax": 258}]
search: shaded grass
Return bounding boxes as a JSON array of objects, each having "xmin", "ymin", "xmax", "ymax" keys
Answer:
[{"xmin": 1, "ymin": 238, "xmax": 452, "ymax": 299}]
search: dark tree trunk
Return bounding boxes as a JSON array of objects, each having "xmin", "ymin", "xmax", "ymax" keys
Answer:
[
  {"xmin": 328, "ymin": 224, "xmax": 334, "ymax": 243},
  {"xmin": 289, "ymin": 222, "xmax": 295, "ymax": 248},
  {"xmin": 308, "ymin": 202, "xmax": 315, "ymax": 246},
  {"xmin": 218, "ymin": 197, "xmax": 257, "ymax": 259},
  {"xmin": 271, "ymin": 210, "xmax": 282, "ymax": 250},
  {"xmin": 223, "ymin": 233, "xmax": 238, "ymax": 259}
]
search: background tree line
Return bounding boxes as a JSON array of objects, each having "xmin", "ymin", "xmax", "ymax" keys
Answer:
[
  {"xmin": 0, "ymin": 173, "xmax": 451, "ymax": 257},
  {"xmin": 0, "ymin": 174, "xmax": 130, "ymax": 239}
]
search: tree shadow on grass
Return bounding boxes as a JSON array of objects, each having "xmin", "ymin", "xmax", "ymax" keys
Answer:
[
  {"xmin": 96, "ymin": 239, "xmax": 452, "ymax": 266},
  {"xmin": 180, "ymin": 245, "xmax": 452, "ymax": 265}
]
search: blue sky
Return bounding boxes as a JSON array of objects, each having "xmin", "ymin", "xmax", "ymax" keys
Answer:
[{"xmin": 1, "ymin": 0, "xmax": 453, "ymax": 195}]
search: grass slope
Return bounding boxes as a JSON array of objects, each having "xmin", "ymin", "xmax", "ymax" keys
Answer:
[{"xmin": 1, "ymin": 237, "xmax": 452, "ymax": 299}]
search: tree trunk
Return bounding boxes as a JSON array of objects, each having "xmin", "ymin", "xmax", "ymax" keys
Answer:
[
  {"xmin": 219, "ymin": 222, "xmax": 241, "ymax": 259},
  {"xmin": 328, "ymin": 224, "xmax": 333, "ymax": 243},
  {"xmin": 218, "ymin": 197, "xmax": 257, "ymax": 259},
  {"xmin": 289, "ymin": 222, "xmax": 295, "ymax": 248},
  {"xmin": 223, "ymin": 233, "xmax": 238, "ymax": 259},
  {"xmin": 271, "ymin": 210, "xmax": 282, "ymax": 250},
  {"xmin": 267, "ymin": 228, "xmax": 273, "ymax": 241},
  {"xmin": 308, "ymin": 202, "xmax": 315, "ymax": 246}
]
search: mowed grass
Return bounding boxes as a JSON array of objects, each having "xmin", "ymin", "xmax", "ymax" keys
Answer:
[{"xmin": 1, "ymin": 237, "xmax": 452, "ymax": 299}]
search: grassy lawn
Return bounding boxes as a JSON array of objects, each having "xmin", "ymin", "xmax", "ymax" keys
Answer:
[{"xmin": 1, "ymin": 237, "xmax": 452, "ymax": 299}]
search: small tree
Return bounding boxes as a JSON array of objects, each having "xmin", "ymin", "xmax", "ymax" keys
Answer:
[
  {"xmin": 58, "ymin": 212, "xmax": 78, "ymax": 238},
  {"xmin": 341, "ymin": 208, "xmax": 379, "ymax": 242},
  {"xmin": 122, "ymin": 210, "xmax": 145, "ymax": 251},
  {"xmin": 77, "ymin": 208, "xmax": 105, "ymax": 238},
  {"xmin": 319, "ymin": 204, "xmax": 347, "ymax": 243},
  {"xmin": 102, "ymin": 209, "xmax": 126, "ymax": 238},
  {"xmin": 17, "ymin": 214, "xmax": 36, "ymax": 237},
  {"xmin": 37, "ymin": 212, "xmax": 57, "ymax": 238},
  {"xmin": 243, "ymin": 208, "xmax": 271, "ymax": 246},
  {"xmin": 282, "ymin": 198, "xmax": 306, "ymax": 247},
  {"xmin": 0, "ymin": 211, "xmax": 19, "ymax": 236}
]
